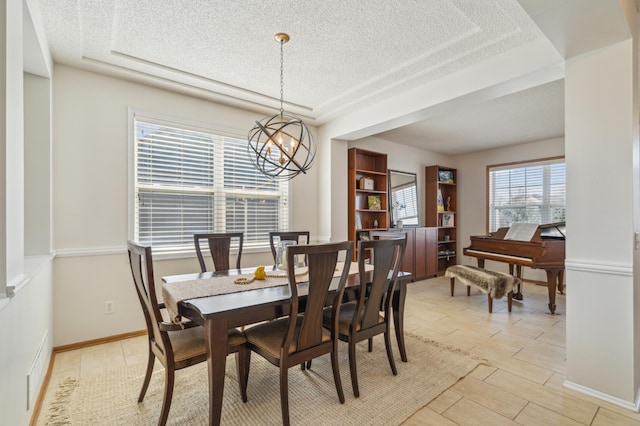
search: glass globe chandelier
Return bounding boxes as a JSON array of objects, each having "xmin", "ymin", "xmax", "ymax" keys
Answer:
[{"xmin": 248, "ymin": 33, "xmax": 316, "ymax": 181}]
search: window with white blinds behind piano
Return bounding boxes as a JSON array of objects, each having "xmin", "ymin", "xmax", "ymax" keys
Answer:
[
  {"xmin": 488, "ymin": 158, "xmax": 565, "ymax": 232},
  {"xmin": 132, "ymin": 113, "xmax": 289, "ymax": 254}
]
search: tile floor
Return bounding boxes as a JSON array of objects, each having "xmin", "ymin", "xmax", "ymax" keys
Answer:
[{"xmin": 36, "ymin": 276, "xmax": 640, "ymax": 425}]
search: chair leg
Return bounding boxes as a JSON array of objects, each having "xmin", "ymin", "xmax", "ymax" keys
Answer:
[
  {"xmin": 368, "ymin": 337, "xmax": 373, "ymax": 352},
  {"xmin": 159, "ymin": 366, "xmax": 175, "ymax": 426},
  {"xmin": 450, "ymin": 278, "xmax": 455, "ymax": 296},
  {"xmin": 348, "ymin": 338, "xmax": 360, "ymax": 398},
  {"xmin": 236, "ymin": 348, "xmax": 250, "ymax": 403},
  {"xmin": 330, "ymin": 344, "xmax": 346, "ymax": 404},
  {"xmin": 384, "ymin": 326, "xmax": 398, "ymax": 376},
  {"xmin": 138, "ymin": 349, "xmax": 155, "ymax": 402},
  {"xmin": 279, "ymin": 365, "xmax": 290, "ymax": 426},
  {"xmin": 488, "ymin": 294, "xmax": 493, "ymax": 313}
]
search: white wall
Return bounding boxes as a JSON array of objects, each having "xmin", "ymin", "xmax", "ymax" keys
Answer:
[
  {"xmin": 456, "ymin": 137, "xmax": 565, "ymax": 282},
  {"xmin": 564, "ymin": 34, "xmax": 639, "ymax": 406},
  {"xmin": 0, "ymin": 1, "xmax": 55, "ymax": 424},
  {"xmin": 51, "ymin": 65, "xmax": 321, "ymax": 345}
]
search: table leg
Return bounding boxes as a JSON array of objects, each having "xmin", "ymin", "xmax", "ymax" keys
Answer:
[
  {"xmin": 392, "ymin": 277, "xmax": 408, "ymax": 362},
  {"xmin": 205, "ymin": 317, "xmax": 229, "ymax": 426}
]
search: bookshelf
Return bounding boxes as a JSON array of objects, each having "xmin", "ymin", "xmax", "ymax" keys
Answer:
[
  {"xmin": 426, "ymin": 165, "xmax": 457, "ymax": 275},
  {"xmin": 348, "ymin": 148, "xmax": 389, "ymax": 261}
]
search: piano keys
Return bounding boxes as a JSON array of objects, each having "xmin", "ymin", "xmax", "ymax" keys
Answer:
[{"xmin": 463, "ymin": 222, "xmax": 566, "ymax": 314}]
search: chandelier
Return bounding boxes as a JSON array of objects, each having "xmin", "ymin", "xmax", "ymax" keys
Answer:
[{"xmin": 248, "ymin": 33, "xmax": 316, "ymax": 181}]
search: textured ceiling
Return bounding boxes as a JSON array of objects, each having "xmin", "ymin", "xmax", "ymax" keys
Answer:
[{"xmin": 37, "ymin": 0, "xmax": 563, "ymax": 154}]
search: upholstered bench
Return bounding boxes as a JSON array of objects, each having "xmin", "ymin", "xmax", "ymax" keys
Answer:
[{"xmin": 445, "ymin": 265, "xmax": 520, "ymax": 313}]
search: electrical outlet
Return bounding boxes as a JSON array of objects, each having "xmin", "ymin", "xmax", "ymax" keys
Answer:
[{"xmin": 104, "ymin": 300, "xmax": 115, "ymax": 314}]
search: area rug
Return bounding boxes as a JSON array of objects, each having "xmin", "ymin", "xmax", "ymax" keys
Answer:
[{"xmin": 42, "ymin": 334, "xmax": 485, "ymax": 425}]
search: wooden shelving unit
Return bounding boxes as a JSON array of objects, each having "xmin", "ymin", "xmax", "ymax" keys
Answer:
[
  {"xmin": 425, "ymin": 165, "xmax": 457, "ymax": 275},
  {"xmin": 348, "ymin": 148, "xmax": 389, "ymax": 261}
]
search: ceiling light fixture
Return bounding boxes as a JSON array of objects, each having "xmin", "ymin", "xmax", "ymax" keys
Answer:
[{"xmin": 248, "ymin": 33, "xmax": 316, "ymax": 180}]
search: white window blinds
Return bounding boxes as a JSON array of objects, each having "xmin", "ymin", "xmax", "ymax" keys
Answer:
[
  {"xmin": 133, "ymin": 115, "xmax": 289, "ymax": 253},
  {"xmin": 488, "ymin": 158, "xmax": 565, "ymax": 232}
]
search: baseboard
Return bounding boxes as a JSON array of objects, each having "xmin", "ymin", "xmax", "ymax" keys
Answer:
[
  {"xmin": 564, "ymin": 379, "xmax": 640, "ymax": 413},
  {"xmin": 29, "ymin": 330, "xmax": 147, "ymax": 426},
  {"xmin": 53, "ymin": 330, "xmax": 147, "ymax": 353}
]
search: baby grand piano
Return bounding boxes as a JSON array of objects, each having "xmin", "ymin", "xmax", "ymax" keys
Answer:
[{"xmin": 463, "ymin": 222, "xmax": 566, "ymax": 314}]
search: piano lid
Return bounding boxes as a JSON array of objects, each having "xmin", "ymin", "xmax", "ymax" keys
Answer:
[{"xmin": 539, "ymin": 222, "xmax": 566, "ymax": 239}]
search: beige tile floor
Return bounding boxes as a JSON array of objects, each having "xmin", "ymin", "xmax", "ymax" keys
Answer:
[{"xmin": 36, "ymin": 276, "xmax": 640, "ymax": 425}]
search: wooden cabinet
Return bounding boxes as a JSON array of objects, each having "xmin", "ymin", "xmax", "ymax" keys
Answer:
[
  {"xmin": 426, "ymin": 165, "xmax": 458, "ymax": 275},
  {"xmin": 414, "ymin": 227, "xmax": 438, "ymax": 280},
  {"xmin": 348, "ymin": 148, "xmax": 389, "ymax": 260},
  {"xmin": 373, "ymin": 227, "xmax": 436, "ymax": 281}
]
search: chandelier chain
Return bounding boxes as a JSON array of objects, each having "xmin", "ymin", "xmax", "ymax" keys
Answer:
[{"xmin": 279, "ymin": 38, "xmax": 284, "ymax": 117}]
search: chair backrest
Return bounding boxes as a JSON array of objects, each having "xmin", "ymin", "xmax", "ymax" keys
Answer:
[
  {"xmin": 193, "ymin": 232, "xmax": 244, "ymax": 272},
  {"xmin": 283, "ymin": 241, "xmax": 353, "ymax": 354},
  {"xmin": 127, "ymin": 241, "xmax": 171, "ymax": 362},
  {"xmin": 354, "ymin": 238, "xmax": 405, "ymax": 331},
  {"xmin": 269, "ymin": 231, "xmax": 310, "ymax": 263}
]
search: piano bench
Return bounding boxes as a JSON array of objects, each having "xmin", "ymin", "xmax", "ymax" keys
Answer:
[{"xmin": 445, "ymin": 265, "xmax": 520, "ymax": 313}]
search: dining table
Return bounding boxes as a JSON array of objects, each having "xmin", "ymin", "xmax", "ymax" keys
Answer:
[{"xmin": 162, "ymin": 263, "xmax": 411, "ymax": 426}]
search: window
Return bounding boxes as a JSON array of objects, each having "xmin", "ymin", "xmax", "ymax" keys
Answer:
[
  {"xmin": 132, "ymin": 113, "xmax": 289, "ymax": 254},
  {"xmin": 488, "ymin": 157, "xmax": 565, "ymax": 232}
]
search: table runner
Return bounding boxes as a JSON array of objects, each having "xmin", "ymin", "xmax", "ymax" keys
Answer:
[{"xmin": 163, "ymin": 262, "xmax": 370, "ymax": 323}]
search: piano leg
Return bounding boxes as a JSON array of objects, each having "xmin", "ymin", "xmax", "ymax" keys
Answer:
[
  {"xmin": 545, "ymin": 268, "xmax": 562, "ymax": 314},
  {"xmin": 557, "ymin": 269, "xmax": 565, "ymax": 294},
  {"xmin": 508, "ymin": 264, "xmax": 524, "ymax": 301}
]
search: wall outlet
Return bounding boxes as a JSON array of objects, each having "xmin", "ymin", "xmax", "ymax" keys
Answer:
[{"xmin": 104, "ymin": 300, "xmax": 115, "ymax": 314}]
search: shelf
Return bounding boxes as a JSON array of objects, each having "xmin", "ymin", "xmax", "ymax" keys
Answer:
[
  {"xmin": 349, "ymin": 147, "xmax": 389, "ymax": 261},
  {"xmin": 426, "ymin": 165, "xmax": 458, "ymax": 275}
]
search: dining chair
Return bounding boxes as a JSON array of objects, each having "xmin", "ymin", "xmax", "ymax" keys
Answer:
[
  {"xmin": 193, "ymin": 232, "xmax": 244, "ymax": 272},
  {"xmin": 268, "ymin": 231, "xmax": 310, "ymax": 264},
  {"xmin": 242, "ymin": 241, "xmax": 353, "ymax": 426},
  {"xmin": 323, "ymin": 237, "xmax": 405, "ymax": 398},
  {"xmin": 127, "ymin": 241, "xmax": 248, "ymax": 426}
]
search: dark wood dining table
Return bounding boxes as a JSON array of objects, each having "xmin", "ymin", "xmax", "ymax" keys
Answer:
[{"xmin": 162, "ymin": 265, "xmax": 411, "ymax": 426}]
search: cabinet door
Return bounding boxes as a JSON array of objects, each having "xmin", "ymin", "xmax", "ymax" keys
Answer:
[
  {"xmin": 401, "ymin": 228, "xmax": 415, "ymax": 279},
  {"xmin": 424, "ymin": 227, "xmax": 438, "ymax": 277},
  {"xmin": 414, "ymin": 228, "xmax": 428, "ymax": 280}
]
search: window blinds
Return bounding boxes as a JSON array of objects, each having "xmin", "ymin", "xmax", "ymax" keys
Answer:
[
  {"xmin": 488, "ymin": 159, "xmax": 565, "ymax": 232},
  {"xmin": 134, "ymin": 117, "xmax": 289, "ymax": 253}
]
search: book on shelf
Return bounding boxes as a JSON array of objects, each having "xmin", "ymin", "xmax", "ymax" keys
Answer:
[
  {"xmin": 367, "ymin": 195, "xmax": 382, "ymax": 210},
  {"xmin": 437, "ymin": 189, "xmax": 444, "ymax": 212}
]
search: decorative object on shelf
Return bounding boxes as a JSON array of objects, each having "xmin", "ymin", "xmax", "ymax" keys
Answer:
[
  {"xmin": 368, "ymin": 195, "xmax": 382, "ymax": 210},
  {"xmin": 355, "ymin": 214, "xmax": 362, "ymax": 230},
  {"xmin": 358, "ymin": 231, "xmax": 370, "ymax": 241},
  {"xmin": 437, "ymin": 189, "xmax": 445, "ymax": 212},
  {"xmin": 359, "ymin": 176, "xmax": 374, "ymax": 190},
  {"xmin": 373, "ymin": 219, "xmax": 379, "ymax": 228},
  {"xmin": 446, "ymin": 196, "xmax": 451, "ymax": 212},
  {"xmin": 438, "ymin": 170, "xmax": 454, "ymax": 183},
  {"xmin": 443, "ymin": 213, "xmax": 454, "ymax": 227},
  {"xmin": 443, "ymin": 235, "xmax": 450, "ymax": 241},
  {"xmin": 247, "ymin": 33, "xmax": 315, "ymax": 180}
]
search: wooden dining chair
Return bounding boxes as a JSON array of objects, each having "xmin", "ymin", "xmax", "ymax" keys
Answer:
[
  {"xmin": 193, "ymin": 232, "xmax": 244, "ymax": 272},
  {"xmin": 268, "ymin": 231, "xmax": 310, "ymax": 264},
  {"xmin": 323, "ymin": 237, "xmax": 405, "ymax": 398},
  {"xmin": 242, "ymin": 241, "xmax": 353, "ymax": 426},
  {"xmin": 127, "ymin": 241, "xmax": 248, "ymax": 426}
]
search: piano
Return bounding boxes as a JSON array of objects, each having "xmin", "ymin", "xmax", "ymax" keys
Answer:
[{"xmin": 463, "ymin": 222, "xmax": 566, "ymax": 314}]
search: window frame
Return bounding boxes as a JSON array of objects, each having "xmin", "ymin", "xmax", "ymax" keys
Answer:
[
  {"xmin": 486, "ymin": 156, "xmax": 566, "ymax": 233},
  {"xmin": 127, "ymin": 108, "xmax": 291, "ymax": 258}
]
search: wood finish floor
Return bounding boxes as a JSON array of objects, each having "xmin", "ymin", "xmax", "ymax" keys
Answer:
[{"xmin": 37, "ymin": 276, "xmax": 640, "ymax": 425}]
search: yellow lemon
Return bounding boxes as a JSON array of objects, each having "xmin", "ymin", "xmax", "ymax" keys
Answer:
[{"xmin": 254, "ymin": 265, "xmax": 267, "ymax": 280}]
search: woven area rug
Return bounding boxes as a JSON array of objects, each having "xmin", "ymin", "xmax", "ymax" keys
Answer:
[{"xmin": 42, "ymin": 333, "xmax": 484, "ymax": 425}]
